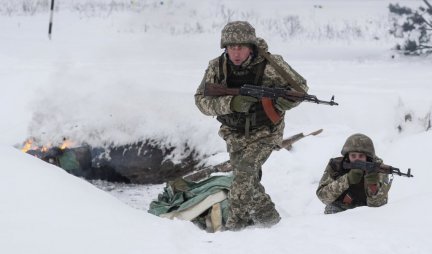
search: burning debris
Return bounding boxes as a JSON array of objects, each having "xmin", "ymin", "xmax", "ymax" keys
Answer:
[
  {"xmin": 21, "ymin": 138, "xmax": 75, "ymax": 164},
  {"xmin": 20, "ymin": 138, "xmax": 200, "ymax": 184}
]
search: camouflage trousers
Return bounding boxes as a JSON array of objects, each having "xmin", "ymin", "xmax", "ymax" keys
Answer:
[{"xmin": 224, "ymin": 141, "xmax": 281, "ymax": 230}]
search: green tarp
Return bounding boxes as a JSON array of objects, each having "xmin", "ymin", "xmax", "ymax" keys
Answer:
[{"xmin": 148, "ymin": 175, "xmax": 233, "ymax": 216}]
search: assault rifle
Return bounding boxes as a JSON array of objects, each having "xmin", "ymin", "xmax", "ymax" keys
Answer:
[
  {"xmin": 343, "ymin": 161, "xmax": 414, "ymax": 178},
  {"xmin": 204, "ymin": 83, "xmax": 338, "ymax": 124}
]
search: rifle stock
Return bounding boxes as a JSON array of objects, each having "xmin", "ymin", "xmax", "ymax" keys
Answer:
[
  {"xmin": 281, "ymin": 129, "xmax": 323, "ymax": 150},
  {"xmin": 204, "ymin": 83, "xmax": 239, "ymax": 96}
]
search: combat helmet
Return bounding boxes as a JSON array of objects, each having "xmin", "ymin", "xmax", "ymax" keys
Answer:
[
  {"xmin": 220, "ymin": 21, "xmax": 257, "ymax": 48},
  {"xmin": 341, "ymin": 133, "xmax": 375, "ymax": 159}
]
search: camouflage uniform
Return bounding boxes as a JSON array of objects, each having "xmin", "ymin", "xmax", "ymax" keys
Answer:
[
  {"xmin": 316, "ymin": 134, "xmax": 392, "ymax": 214},
  {"xmin": 194, "ymin": 21, "xmax": 308, "ymax": 230}
]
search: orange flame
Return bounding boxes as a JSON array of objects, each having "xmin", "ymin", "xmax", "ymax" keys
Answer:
[
  {"xmin": 21, "ymin": 138, "xmax": 74, "ymax": 153},
  {"xmin": 60, "ymin": 139, "xmax": 74, "ymax": 150},
  {"xmin": 21, "ymin": 139, "xmax": 34, "ymax": 153},
  {"xmin": 41, "ymin": 145, "xmax": 50, "ymax": 152}
]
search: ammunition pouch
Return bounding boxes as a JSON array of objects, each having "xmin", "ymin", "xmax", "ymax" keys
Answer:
[{"xmin": 217, "ymin": 103, "xmax": 273, "ymax": 131}]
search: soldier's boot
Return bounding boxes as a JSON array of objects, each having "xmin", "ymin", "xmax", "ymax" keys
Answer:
[
  {"xmin": 324, "ymin": 203, "xmax": 346, "ymax": 214},
  {"xmin": 224, "ymin": 212, "xmax": 251, "ymax": 231},
  {"xmin": 256, "ymin": 209, "xmax": 281, "ymax": 227},
  {"xmin": 251, "ymin": 198, "xmax": 281, "ymax": 227}
]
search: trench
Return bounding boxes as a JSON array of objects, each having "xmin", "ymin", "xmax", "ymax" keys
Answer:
[{"xmin": 26, "ymin": 140, "xmax": 201, "ymax": 184}]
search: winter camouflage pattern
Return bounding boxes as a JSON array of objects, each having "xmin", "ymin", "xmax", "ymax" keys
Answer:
[
  {"xmin": 195, "ymin": 27, "xmax": 308, "ymax": 229},
  {"xmin": 195, "ymin": 37, "xmax": 308, "ymax": 120},
  {"xmin": 341, "ymin": 133, "xmax": 376, "ymax": 158},
  {"xmin": 316, "ymin": 156, "xmax": 392, "ymax": 214},
  {"xmin": 224, "ymin": 137, "xmax": 281, "ymax": 230},
  {"xmin": 220, "ymin": 21, "xmax": 257, "ymax": 48}
]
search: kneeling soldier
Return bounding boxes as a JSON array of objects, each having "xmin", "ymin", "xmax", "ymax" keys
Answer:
[{"xmin": 316, "ymin": 133, "xmax": 392, "ymax": 214}]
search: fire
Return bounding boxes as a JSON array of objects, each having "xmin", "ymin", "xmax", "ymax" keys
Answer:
[
  {"xmin": 21, "ymin": 139, "xmax": 33, "ymax": 153},
  {"xmin": 41, "ymin": 145, "xmax": 50, "ymax": 152},
  {"xmin": 21, "ymin": 138, "xmax": 44, "ymax": 153},
  {"xmin": 60, "ymin": 139, "xmax": 74, "ymax": 150},
  {"xmin": 21, "ymin": 138, "xmax": 74, "ymax": 153}
]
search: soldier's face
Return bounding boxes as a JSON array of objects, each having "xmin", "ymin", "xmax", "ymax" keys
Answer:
[
  {"xmin": 226, "ymin": 44, "xmax": 252, "ymax": 66},
  {"xmin": 348, "ymin": 152, "xmax": 367, "ymax": 162}
]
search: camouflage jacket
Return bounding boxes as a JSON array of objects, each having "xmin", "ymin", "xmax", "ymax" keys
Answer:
[
  {"xmin": 194, "ymin": 38, "xmax": 308, "ymax": 150},
  {"xmin": 316, "ymin": 157, "xmax": 392, "ymax": 210}
]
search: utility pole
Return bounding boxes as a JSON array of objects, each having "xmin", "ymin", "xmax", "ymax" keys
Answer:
[{"xmin": 48, "ymin": 0, "xmax": 55, "ymax": 39}]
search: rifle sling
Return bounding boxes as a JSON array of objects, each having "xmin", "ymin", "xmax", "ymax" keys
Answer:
[{"xmin": 258, "ymin": 48, "xmax": 306, "ymax": 93}]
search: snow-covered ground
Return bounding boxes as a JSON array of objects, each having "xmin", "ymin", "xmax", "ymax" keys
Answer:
[{"xmin": 1, "ymin": 0, "xmax": 432, "ymax": 253}]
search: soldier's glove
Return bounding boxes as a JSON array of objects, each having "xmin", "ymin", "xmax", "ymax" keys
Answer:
[
  {"xmin": 275, "ymin": 97, "xmax": 295, "ymax": 111},
  {"xmin": 364, "ymin": 172, "xmax": 379, "ymax": 185},
  {"xmin": 364, "ymin": 172, "xmax": 379, "ymax": 195},
  {"xmin": 230, "ymin": 95, "xmax": 258, "ymax": 113},
  {"xmin": 347, "ymin": 169, "xmax": 364, "ymax": 185}
]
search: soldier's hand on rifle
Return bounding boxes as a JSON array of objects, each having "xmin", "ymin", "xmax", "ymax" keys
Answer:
[
  {"xmin": 364, "ymin": 172, "xmax": 379, "ymax": 185},
  {"xmin": 275, "ymin": 97, "xmax": 295, "ymax": 111},
  {"xmin": 364, "ymin": 172, "xmax": 380, "ymax": 195},
  {"xmin": 230, "ymin": 95, "xmax": 258, "ymax": 113},
  {"xmin": 347, "ymin": 169, "xmax": 364, "ymax": 185}
]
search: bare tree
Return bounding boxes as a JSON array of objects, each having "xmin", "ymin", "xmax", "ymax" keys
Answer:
[{"xmin": 389, "ymin": 0, "xmax": 432, "ymax": 55}]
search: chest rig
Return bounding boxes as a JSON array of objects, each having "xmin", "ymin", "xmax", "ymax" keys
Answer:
[
  {"xmin": 329, "ymin": 157, "xmax": 367, "ymax": 207},
  {"xmin": 216, "ymin": 54, "xmax": 274, "ymax": 132}
]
